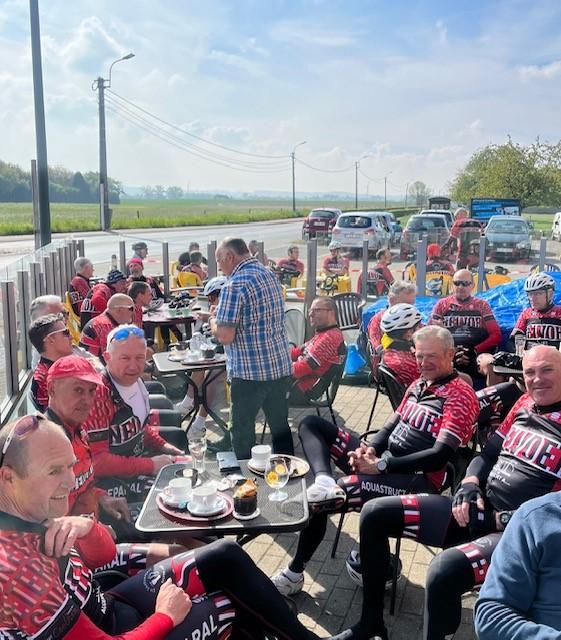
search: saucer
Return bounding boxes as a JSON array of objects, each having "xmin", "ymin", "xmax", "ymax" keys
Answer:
[
  {"xmin": 247, "ymin": 459, "xmax": 266, "ymax": 473},
  {"xmin": 186, "ymin": 496, "xmax": 226, "ymax": 517},
  {"xmin": 159, "ymin": 490, "xmax": 192, "ymax": 510},
  {"xmin": 233, "ymin": 507, "xmax": 261, "ymax": 521},
  {"xmin": 168, "ymin": 351, "xmax": 188, "ymax": 362}
]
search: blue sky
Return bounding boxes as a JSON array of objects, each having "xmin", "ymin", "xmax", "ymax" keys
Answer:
[{"xmin": 2, "ymin": 0, "xmax": 561, "ymax": 196}]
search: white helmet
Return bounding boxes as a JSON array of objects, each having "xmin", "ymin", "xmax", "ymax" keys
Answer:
[
  {"xmin": 329, "ymin": 240, "xmax": 342, "ymax": 250},
  {"xmin": 203, "ymin": 276, "xmax": 227, "ymax": 297},
  {"xmin": 524, "ymin": 272, "xmax": 555, "ymax": 292},
  {"xmin": 381, "ymin": 303, "xmax": 422, "ymax": 333}
]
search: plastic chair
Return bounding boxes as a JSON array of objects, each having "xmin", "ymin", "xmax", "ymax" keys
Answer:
[
  {"xmin": 285, "ymin": 308, "xmax": 306, "ymax": 348},
  {"xmin": 529, "ymin": 263, "xmax": 561, "ymax": 274},
  {"xmin": 177, "ymin": 271, "xmax": 203, "ymax": 288},
  {"xmin": 64, "ymin": 292, "xmax": 82, "ymax": 344},
  {"xmin": 332, "ymin": 293, "xmax": 364, "ymax": 331}
]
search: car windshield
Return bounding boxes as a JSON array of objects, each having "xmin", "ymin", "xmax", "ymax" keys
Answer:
[
  {"xmin": 406, "ymin": 217, "xmax": 445, "ymax": 231},
  {"xmin": 309, "ymin": 211, "xmax": 333, "ymax": 219},
  {"xmin": 338, "ymin": 216, "xmax": 372, "ymax": 229},
  {"xmin": 487, "ymin": 219, "xmax": 528, "ymax": 233}
]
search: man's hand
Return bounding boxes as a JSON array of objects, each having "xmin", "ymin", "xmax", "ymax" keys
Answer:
[
  {"xmin": 454, "ymin": 347, "xmax": 471, "ymax": 367},
  {"xmin": 98, "ymin": 495, "xmax": 131, "ymax": 523},
  {"xmin": 452, "ymin": 479, "xmax": 484, "ymax": 527},
  {"xmin": 151, "ymin": 454, "xmax": 176, "ymax": 473},
  {"xmin": 155, "ymin": 578, "xmax": 192, "ymax": 627},
  {"xmin": 348, "ymin": 444, "xmax": 380, "ymax": 475},
  {"xmin": 161, "ymin": 443, "xmax": 184, "ymax": 457},
  {"xmin": 43, "ymin": 516, "xmax": 94, "ymax": 557}
]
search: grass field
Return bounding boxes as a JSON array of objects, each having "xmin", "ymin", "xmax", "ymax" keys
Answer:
[{"xmin": 0, "ymin": 199, "xmax": 553, "ymax": 235}]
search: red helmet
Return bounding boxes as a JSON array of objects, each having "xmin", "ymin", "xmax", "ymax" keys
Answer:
[{"xmin": 427, "ymin": 243, "xmax": 441, "ymax": 259}]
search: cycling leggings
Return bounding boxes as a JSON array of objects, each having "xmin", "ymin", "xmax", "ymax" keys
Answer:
[
  {"xmin": 289, "ymin": 416, "xmax": 435, "ymax": 573},
  {"xmin": 106, "ymin": 539, "xmax": 318, "ymax": 640},
  {"xmin": 353, "ymin": 493, "xmax": 501, "ymax": 640}
]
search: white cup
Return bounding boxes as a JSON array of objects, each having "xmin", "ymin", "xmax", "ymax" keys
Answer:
[
  {"xmin": 250, "ymin": 444, "xmax": 272, "ymax": 470},
  {"xmin": 165, "ymin": 477, "xmax": 192, "ymax": 501},
  {"xmin": 191, "ymin": 485, "xmax": 218, "ymax": 511}
]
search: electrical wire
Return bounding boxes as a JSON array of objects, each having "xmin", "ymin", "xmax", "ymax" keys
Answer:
[
  {"xmin": 295, "ymin": 157, "xmax": 354, "ymax": 173},
  {"xmin": 358, "ymin": 167, "xmax": 384, "ymax": 183}
]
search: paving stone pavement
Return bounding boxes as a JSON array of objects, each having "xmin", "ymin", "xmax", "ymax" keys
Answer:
[{"xmin": 241, "ymin": 383, "xmax": 478, "ymax": 640}]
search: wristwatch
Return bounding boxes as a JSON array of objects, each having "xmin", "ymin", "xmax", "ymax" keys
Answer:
[
  {"xmin": 498, "ymin": 511, "xmax": 512, "ymax": 527},
  {"xmin": 376, "ymin": 459, "xmax": 388, "ymax": 474}
]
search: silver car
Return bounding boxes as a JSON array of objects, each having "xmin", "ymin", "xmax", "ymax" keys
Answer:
[
  {"xmin": 331, "ymin": 211, "xmax": 392, "ymax": 256},
  {"xmin": 484, "ymin": 215, "xmax": 532, "ymax": 261}
]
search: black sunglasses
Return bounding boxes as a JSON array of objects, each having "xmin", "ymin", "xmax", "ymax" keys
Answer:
[{"xmin": 453, "ymin": 280, "xmax": 472, "ymax": 287}]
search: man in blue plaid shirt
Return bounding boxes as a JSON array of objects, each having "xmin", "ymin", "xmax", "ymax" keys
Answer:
[{"xmin": 210, "ymin": 238, "xmax": 293, "ymax": 458}]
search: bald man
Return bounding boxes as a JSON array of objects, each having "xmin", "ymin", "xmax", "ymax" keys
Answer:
[
  {"xmin": 430, "ymin": 268, "xmax": 501, "ymax": 380},
  {"xmin": 335, "ymin": 346, "xmax": 561, "ymax": 640},
  {"xmin": 79, "ymin": 293, "xmax": 134, "ymax": 362}
]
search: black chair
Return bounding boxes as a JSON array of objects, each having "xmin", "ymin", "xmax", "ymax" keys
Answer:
[
  {"xmin": 366, "ymin": 361, "xmax": 407, "ymax": 429},
  {"xmin": 285, "ymin": 308, "xmax": 307, "ymax": 348},
  {"xmin": 144, "ymin": 380, "xmax": 166, "ymax": 395},
  {"xmin": 332, "ymin": 293, "xmax": 364, "ymax": 331}
]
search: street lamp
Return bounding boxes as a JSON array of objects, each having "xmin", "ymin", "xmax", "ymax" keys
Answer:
[
  {"xmin": 92, "ymin": 52, "xmax": 135, "ymax": 231},
  {"xmin": 291, "ymin": 141, "xmax": 307, "ymax": 212},
  {"xmin": 384, "ymin": 171, "xmax": 393, "ymax": 209},
  {"xmin": 355, "ymin": 154, "xmax": 370, "ymax": 209}
]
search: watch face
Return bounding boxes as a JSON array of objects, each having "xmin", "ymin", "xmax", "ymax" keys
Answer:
[
  {"xmin": 377, "ymin": 459, "xmax": 387, "ymax": 472},
  {"xmin": 499, "ymin": 512, "xmax": 510, "ymax": 525}
]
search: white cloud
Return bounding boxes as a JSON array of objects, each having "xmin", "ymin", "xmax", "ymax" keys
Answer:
[
  {"xmin": 519, "ymin": 60, "xmax": 561, "ymax": 80},
  {"xmin": 270, "ymin": 21, "xmax": 356, "ymax": 48},
  {"xmin": 206, "ymin": 49, "xmax": 265, "ymax": 76}
]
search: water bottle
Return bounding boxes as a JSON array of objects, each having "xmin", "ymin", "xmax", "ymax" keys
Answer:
[{"xmin": 111, "ymin": 254, "xmax": 118, "ymax": 270}]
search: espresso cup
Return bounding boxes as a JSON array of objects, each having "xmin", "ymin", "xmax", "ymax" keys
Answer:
[
  {"xmin": 165, "ymin": 477, "xmax": 192, "ymax": 501},
  {"xmin": 250, "ymin": 444, "xmax": 271, "ymax": 470},
  {"xmin": 191, "ymin": 485, "xmax": 218, "ymax": 511}
]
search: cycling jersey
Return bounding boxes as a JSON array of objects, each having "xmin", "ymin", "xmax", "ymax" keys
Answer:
[
  {"xmin": 79, "ymin": 311, "xmax": 119, "ymax": 360},
  {"xmin": 357, "ymin": 266, "xmax": 393, "ymax": 296},
  {"xmin": 431, "ymin": 295, "xmax": 502, "ymax": 353},
  {"xmin": 367, "ymin": 310, "xmax": 384, "ymax": 349},
  {"xmin": 69, "ymin": 274, "xmax": 91, "ymax": 316},
  {"xmin": 80, "ymin": 283, "xmax": 114, "ymax": 326},
  {"xmin": 381, "ymin": 340, "xmax": 419, "ymax": 388},
  {"xmin": 291, "ymin": 325, "xmax": 346, "ymax": 394},
  {"xmin": 130, "ymin": 275, "xmax": 165, "ymax": 301},
  {"xmin": 31, "ymin": 356, "xmax": 53, "ymax": 412},
  {"xmin": 426, "ymin": 259, "xmax": 454, "ymax": 275},
  {"xmin": 277, "ymin": 257, "xmax": 304, "ymax": 276},
  {"xmin": 476, "ymin": 381, "xmax": 523, "ymax": 446},
  {"xmin": 321, "ymin": 254, "xmax": 349, "ymax": 275},
  {"xmin": 512, "ymin": 305, "xmax": 561, "ymax": 348}
]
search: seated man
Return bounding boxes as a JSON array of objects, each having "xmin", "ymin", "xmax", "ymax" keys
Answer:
[
  {"xmin": 321, "ymin": 240, "xmax": 349, "ymax": 277},
  {"xmin": 83, "ymin": 325, "xmax": 185, "ymax": 516},
  {"xmin": 430, "ymin": 269, "xmax": 501, "ymax": 380},
  {"xmin": 289, "ymin": 297, "xmax": 346, "ymax": 404},
  {"xmin": 426, "ymin": 243, "xmax": 454, "ymax": 275},
  {"xmin": 183, "ymin": 251, "xmax": 207, "ymax": 281},
  {"xmin": 277, "ymin": 244, "xmax": 305, "ymax": 277},
  {"xmin": 475, "ymin": 491, "xmax": 561, "ymax": 639},
  {"xmin": 378, "ymin": 303, "xmax": 422, "ymax": 388},
  {"xmin": 80, "ymin": 269, "xmax": 128, "ymax": 326},
  {"xmin": 131, "ymin": 240, "xmax": 148, "ymax": 261},
  {"xmin": 367, "ymin": 280, "xmax": 417, "ymax": 352},
  {"xmin": 128, "ymin": 257, "xmax": 165, "ymax": 302},
  {"xmin": 80, "ymin": 293, "xmax": 134, "ymax": 362},
  {"xmin": 334, "ymin": 345, "xmax": 561, "ymax": 640},
  {"xmin": 29, "ymin": 314, "xmax": 74, "ymax": 411},
  {"xmin": 271, "ymin": 326, "xmax": 479, "ymax": 597},
  {"xmin": 0, "ymin": 414, "xmax": 320, "ymax": 640},
  {"xmin": 248, "ymin": 239, "xmax": 268, "ymax": 265},
  {"xmin": 357, "ymin": 248, "xmax": 394, "ymax": 296},
  {"xmin": 69, "ymin": 256, "xmax": 94, "ymax": 316}
]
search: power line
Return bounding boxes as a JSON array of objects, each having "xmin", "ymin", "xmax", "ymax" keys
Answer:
[
  {"xmin": 295, "ymin": 157, "xmax": 354, "ymax": 173},
  {"xmin": 106, "ymin": 88, "xmax": 288, "ymax": 160},
  {"xmin": 358, "ymin": 167, "xmax": 384, "ymax": 183}
]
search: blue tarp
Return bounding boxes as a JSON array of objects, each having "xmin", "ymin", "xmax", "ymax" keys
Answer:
[{"xmin": 361, "ymin": 273, "xmax": 561, "ymax": 348}]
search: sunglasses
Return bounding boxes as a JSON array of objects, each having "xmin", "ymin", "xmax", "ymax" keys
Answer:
[
  {"xmin": 109, "ymin": 326, "xmax": 145, "ymax": 343},
  {"xmin": 113, "ymin": 305, "xmax": 135, "ymax": 311},
  {"xmin": 47, "ymin": 327, "xmax": 71, "ymax": 338},
  {"xmin": 0, "ymin": 414, "xmax": 45, "ymax": 468},
  {"xmin": 453, "ymin": 280, "xmax": 473, "ymax": 287}
]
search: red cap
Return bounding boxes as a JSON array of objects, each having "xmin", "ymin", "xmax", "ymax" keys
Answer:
[
  {"xmin": 47, "ymin": 355, "xmax": 103, "ymax": 386},
  {"xmin": 127, "ymin": 257, "xmax": 144, "ymax": 268},
  {"xmin": 427, "ymin": 243, "xmax": 441, "ymax": 259}
]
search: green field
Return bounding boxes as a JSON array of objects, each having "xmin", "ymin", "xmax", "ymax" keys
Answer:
[{"xmin": 0, "ymin": 199, "xmax": 553, "ymax": 235}]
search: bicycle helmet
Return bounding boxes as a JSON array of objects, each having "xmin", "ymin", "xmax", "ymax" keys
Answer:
[
  {"xmin": 524, "ymin": 272, "xmax": 555, "ymax": 292},
  {"xmin": 328, "ymin": 240, "xmax": 342, "ymax": 250},
  {"xmin": 381, "ymin": 303, "xmax": 422, "ymax": 333},
  {"xmin": 132, "ymin": 241, "xmax": 148, "ymax": 251},
  {"xmin": 203, "ymin": 276, "xmax": 228, "ymax": 297},
  {"xmin": 427, "ymin": 243, "xmax": 441, "ymax": 259}
]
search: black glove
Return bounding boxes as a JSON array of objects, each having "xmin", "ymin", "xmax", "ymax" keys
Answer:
[
  {"xmin": 452, "ymin": 482, "xmax": 484, "ymax": 509},
  {"xmin": 468, "ymin": 503, "xmax": 497, "ymax": 538}
]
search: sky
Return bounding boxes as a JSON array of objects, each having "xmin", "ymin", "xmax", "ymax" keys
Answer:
[{"xmin": 2, "ymin": 0, "xmax": 561, "ymax": 197}]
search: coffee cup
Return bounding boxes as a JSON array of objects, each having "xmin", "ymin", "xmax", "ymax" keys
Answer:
[
  {"xmin": 191, "ymin": 485, "xmax": 218, "ymax": 511},
  {"xmin": 250, "ymin": 444, "xmax": 271, "ymax": 470},
  {"xmin": 202, "ymin": 347, "xmax": 215, "ymax": 359},
  {"xmin": 164, "ymin": 477, "xmax": 192, "ymax": 501}
]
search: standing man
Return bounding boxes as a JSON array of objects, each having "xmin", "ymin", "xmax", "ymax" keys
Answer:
[
  {"xmin": 357, "ymin": 248, "xmax": 394, "ymax": 296},
  {"xmin": 69, "ymin": 257, "xmax": 94, "ymax": 316},
  {"xmin": 211, "ymin": 238, "xmax": 293, "ymax": 457}
]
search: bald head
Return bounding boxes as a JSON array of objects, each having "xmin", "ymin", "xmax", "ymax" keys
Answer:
[
  {"xmin": 523, "ymin": 345, "xmax": 561, "ymax": 406},
  {"xmin": 107, "ymin": 294, "xmax": 134, "ymax": 325},
  {"xmin": 452, "ymin": 269, "xmax": 474, "ymax": 301}
]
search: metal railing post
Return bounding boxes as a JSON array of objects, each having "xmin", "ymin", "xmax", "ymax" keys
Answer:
[
  {"xmin": 207, "ymin": 241, "xmax": 217, "ymax": 279},
  {"xmin": 119, "ymin": 240, "xmax": 127, "ymax": 273},
  {"xmin": 257, "ymin": 241, "xmax": 266, "ymax": 266},
  {"xmin": 43, "ymin": 254, "xmax": 54, "ymax": 293},
  {"xmin": 1, "ymin": 281, "xmax": 19, "ymax": 397},
  {"xmin": 57, "ymin": 247, "xmax": 67, "ymax": 295},
  {"xmin": 305, "ymin": 239, "xmax": 317, "ymax": 331},
  {"xmin": 539, "ymin": 236, "xmax": 547, "ymax": 271},
  {"xmin": 50, "ymin": 250, "xmax": 61, "ymax": 297},
  {"xmin": 29, "ymin": 262, "xmax": 42, "ymax": 300},
  {"xmin": 78, "ymin": 239, "xmax": 85, "ymax": 257},
  {"xmin": 65, "ymin": 243, "xmax": 73, "ymax": 286},
  {"xmin": 162, "ymin": 242, "xmax": 170, "ymax": 297},
  {"xmin": 415, "ymin": 236, "xmax": 427, "ymax": 295},
  {"xmin": 361, "ymin": 240, "xmax": 369, "ymax": 300},
  {"xmin": 16, "ymin": 271, "xmax": 32, "ymax": 369},
  {"xmin": 476, "ymin": 236, "xmax": 488, "ymax": 293}
]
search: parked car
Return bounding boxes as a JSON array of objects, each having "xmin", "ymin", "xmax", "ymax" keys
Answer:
[
  {"xmin": 552, "ymin": 211, "xmax": 561, "ymax": 241},
  {"xmin": 302, "ymin": 208, "xmax": 342, "ymax": 241},
  {"xmin": 400, "ymin": 214, "xmax": 451, "ymax": 260},
  {"xmin": 419, "ymin": 208, "xmax": 455, "ymax": 228},
  {"xmin": 375, "ymin": 211, "xmax": 403, "ymax": 245},
  {"xmin": 484, "ymin": 215, "xmax": 532, "ymax": 261},
  {"xmin": 331, "ymin": 211, "xmax": 392, "ymax": 256}
]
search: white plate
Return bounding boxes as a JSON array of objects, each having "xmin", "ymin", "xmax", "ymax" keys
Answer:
[
  {"xmin": 159, "ymin": 491, "xmax": 191, "ymax": 509},
  {"xmin": 186, "ymin": 496, "xmax": 226, "ymax": 517},
  {"xmin": 168, "ymin": 351, "xmax": 188, "ymax": 362},
  {"xmin": 233, "ymin": 507, "xmax": 261, "ymax": 521}
]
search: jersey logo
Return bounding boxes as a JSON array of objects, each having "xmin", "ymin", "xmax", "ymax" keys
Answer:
[{"xmin": 502, "ymin": 424, "xmax": 561, "ymax": 476}]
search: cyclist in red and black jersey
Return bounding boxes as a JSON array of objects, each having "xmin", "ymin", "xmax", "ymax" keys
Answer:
[
  {"xmin": 321, "ymin": 241, "xmax": 349, "ymax": 276},
  {"xmin": 80, "ymin": 294, "xmax": 134, "ymax": 363},
  {"xmin": 80, "ymin": 269, "xmax": 128, "ymax": 327},
  {"xmin": 513, "ymin": 271, "xmax": 561, "ymax": 348},
  {"xmin": 366, "ymin": 280, "xmax": 417, "ymax": 353},
  {"xmin": 334, "ymin": 345, "xmax": 561, "ymax": 640},
  {"xmin": 430, "ymin": 269, "xmax": 501, "ymax": 380},
  {"xmin": 69, "ymin": 257, "xmax": 93, "ymax": 316},
  {"xmin": 378, "ymin": 303, "xmax": 422, "ymax": 388},
  {"xmin": 0, "ymin": 416, "xmax": 321, "ymax": 640},
  {"xmin": 271, "ymin": 326, "xmax": 479, "ymax": 597}
]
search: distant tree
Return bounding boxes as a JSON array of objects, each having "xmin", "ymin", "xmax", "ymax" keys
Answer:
[
  {"xmin": 153, "ymin": 185, "xmax": 166, "ymax": 200},
  {"xmin": 407, "ymin": 181, "xmax": 431, "ymax": 207},
  {"xmin": 71, "ymin": 172, "xmax": 93, "ymax": 202},
  {"xmin": 166, "ymin": 185, "xmax": 184, "ymax": 199},
  {"xmin": 141, "ymin": 185, "xmax": 154, "ymax": 199}
]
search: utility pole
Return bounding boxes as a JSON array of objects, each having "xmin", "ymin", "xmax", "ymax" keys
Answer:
[
  {"xmin": 291, "ymin": 141, "xmax": 306, "ymax": 212},
  {"xmin": 384, "ymin": 176, "xmax": 387, "ymax": 209},
  {"xmin": 405, "ymin": 182, "xmax": 409, "ymax": 208},
  {"xmin": 29, "ymin": 0, "xmax": 51, "ymax": 247},
  {"xmin": 355, "ymin": 161, "xmax": 359, "ymax": 209}
]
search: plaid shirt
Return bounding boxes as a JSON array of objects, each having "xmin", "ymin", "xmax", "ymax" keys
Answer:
[{"xmin": 216, "ymin": 257, "xmax": 291, "ymax": 381}]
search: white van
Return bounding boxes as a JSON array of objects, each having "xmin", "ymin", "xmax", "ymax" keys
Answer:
[{"xmin": 552, "ymin": 212, "xmax": 561, "ymax": 241}]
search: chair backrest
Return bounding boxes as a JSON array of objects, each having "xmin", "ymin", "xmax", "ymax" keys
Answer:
[
  {"xmin": 64, "ymin": 292, "xmax": 82, "ymax": 345},
  {"xmin": 307, "ymin": 344, "xmax": 348, "ymax": 401},
  {"xmin": 285, "ymin": 308, "xmax": 306, "ymax": 347},
  {"xmin": 177, "ymin": 271, "xmax": 203, "ymax": 287},
  {"xmin": 376, "ymin": 362, "xmax": 407, "ymax": 410},
  {"xmin": 529, "ymin": 263, "xmax": 561, "ymax": 274},
  {"xmin": 332, "ymin": 292, "xmax": 364, "ymax": 331}
]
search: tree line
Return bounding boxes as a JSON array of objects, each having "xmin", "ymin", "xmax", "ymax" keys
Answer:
[{"xmin": 0, "ymin": 160, "xmax": 122, "ymax": 204}]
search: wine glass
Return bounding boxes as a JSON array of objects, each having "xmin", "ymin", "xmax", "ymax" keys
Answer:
[
  {"xmin": 265, "ymin": 455, "xmax": 290, "ymax": 502},
  {"xmin": 188, "ymin": 432, "xmax": 207, "ymax": 473}
]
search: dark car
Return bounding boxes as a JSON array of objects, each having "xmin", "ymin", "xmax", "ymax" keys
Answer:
[
  {"xmin": 400, "ymin": 214, "xmax": 451, "ymax": 260},
  {"xmin": 484, "ymin": 215, "xmax": 532, "ymax": 261},
  {"xmin": 302, "ymin": 208, "xmax": 342, "ymax": 241}
]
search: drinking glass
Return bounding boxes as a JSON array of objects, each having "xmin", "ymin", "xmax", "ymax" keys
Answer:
[
  {"xmin": 514, "ymin": 334, "xmax": 526, "ymax": 357},
  {"xmin": 188, "ymin": 432, "xmax": 207, "ymax": 472},
  {"xmin": 265, "ymin": 455, "xmax": 290, "ymax": 502}
]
